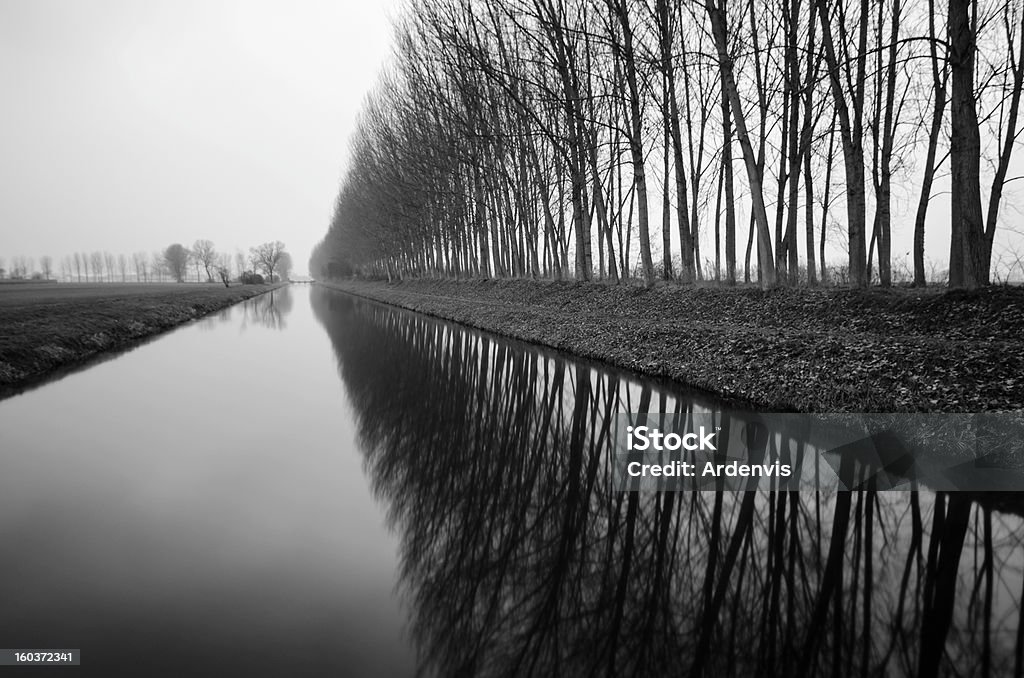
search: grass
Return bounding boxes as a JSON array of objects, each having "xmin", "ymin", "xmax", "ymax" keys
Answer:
[
  {"xmin": 323, "ymin": 277, "xmax": 1024, "ymax": 413},
  {"xmin": 0, "ymin": 282, "xmax": 281, "ymax": 398}
]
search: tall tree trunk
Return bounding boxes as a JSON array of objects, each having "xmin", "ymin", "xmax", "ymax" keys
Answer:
[
  {"xmin": 659, "ymin": 0, "xmax": 694, "ymax": 282},
  {"xmin": 948, "ymin": 0, "xmax": 987, "ymax": 288},
  {"xmin": 611, "ymin": 0, "xmax": 656, "ymax": 286},
  {"xmin": 802, "ymin": 17, "xmax": 819, "ymax": 286},
  {"xmin": 707, "ymin": 0, "xmax": 777, "ymax": 288},
  {"xmin": 722, "ymin": 92, "xmax": 737, "ymax": 284},
  {"xmin": 983, "ymin": 4, "xmax": 1024, "ymax": 281},
  {"xmin": 662, "ymin": 79, "xmax": 674, "ymax": 279},
  {"xmin": 784, "ymin": 0, "xmax": 802, "ymax": 284},
  {"xmin": 913, "ymin": 0, "xmax": 948, "ymax": 286},
  {"xmin": 820, "ymin": 112, "xmax": 837, "ymax": 283},
  {"xmin": 876, "ymin": 0, "xmax": 901, "ymax": 287},
  {"xmin": 816, "ymin": 0, "xmax": 869, "ymax": 287}
]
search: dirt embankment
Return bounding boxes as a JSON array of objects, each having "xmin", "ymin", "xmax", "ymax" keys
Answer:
[
  {"xmin": 0, "ymin": 283, "xmax": 284, "ymax": 399},
  {"xmin": 321, "ymin": 278, "xmax": 1024, "ymax": 413}
]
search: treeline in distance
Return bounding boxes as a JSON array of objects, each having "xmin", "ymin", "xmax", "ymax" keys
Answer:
[{"xmin": 1, "ymin": 241, "xmax": 291, "ymax": 285}]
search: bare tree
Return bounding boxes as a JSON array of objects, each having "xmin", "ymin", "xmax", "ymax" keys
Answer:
[
  {"xmin": 151, "ymin": 252, "xmax": 166, "ymax": 283},
  {"xmin": 815, "ymin": 0, "xmax": 870, "ymax": 288},
  {"xmin": 192, "ymin": 239, "xmax": 217, "ymax": 282},
  {"xmin": 948, "ymin": 0, "xmax": 985, "ymax": 288},
  {"xmin": 706, "ymin": 0, "xmax": 776, "ymax": 288},
  {"xmin": 216, "ymin": 253, "xmax": 233, "ymax": 287},
  {"xmin": 608, "ymin": 0, "xmax": 655, "ymax": 286},
  {"xmin": 913, "ymin": 0, "xmax": 949, "ymax": 286},
  {"xmin": 90, "ymin": 252, "xmax": 104, "ymax": 282},
  {"xmin": 39, "ymin": 255, "xmax": 53, "ymax": 280},
  {"xmin": 235, "ymin": 250, "xmax": 247, "ymax": 280},
  {"xmin": 132, "ymin": 252, "xmax": 146, "ymax": 282},
  {"xmin": 981, "ymin": 0, "xmax": 1024, "ymax": 283},
  {"xmin": 103, "ymin": 252, "xmax": 115, "ymax": 282},
  {"xmin": 251, "ymin": 241, "xmax": 287, "ymax": 282}
]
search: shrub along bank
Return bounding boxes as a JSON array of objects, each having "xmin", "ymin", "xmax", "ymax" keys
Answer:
[{"xmin": 322, "ymin": 278, "xmax": 1024, "ymax": 413}]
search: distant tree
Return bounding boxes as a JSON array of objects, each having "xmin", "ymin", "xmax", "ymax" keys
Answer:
[
  {"xmin": 251, "ymin": 241, "xmax": 287, "ymax": 282},
  {"xmin": 40, "ymin": 256, "xmax": 53, "ymax": 280},
  {"xmin": 186, "ymin": 248, "xmax": 199, "ymax": 282},
  {"xmin": 277, "ymin": 252, "xmax": 293, "ymax": 282},
  {"xmin": 234, "ymin": 250, "xmax": 247, "ymax": 279},
  {"xmin": 117, "ymin": 254, "xmax": 128, "ymax": 282},
  {"xmin": 10, "ymin": 256, "xmax": 28, "ymax": 279},
  {"xmin": 72, "ymin": 253, "xmax": 83, "ymax": 282},
  {"xmin": 103, "ymin": 252, "xmax": 115, "ymax": 282},
  {"xmin": 163, "ymin": 244, "xmax": 189, "ymax": 283},
  {"xmin": 216, "ymin": 254, "xmax": 232, "ymax": 287},
  {"xmin": 90, "ymin": 252, "xmax": 104, "ymax": 282},
  {"xmin": 150, "ymin": 252, "xmax": 165, "ymax": 282},
  {"xmin": 191, "ymin": 240, "xmax": 217, "ymax": 282},
  {"xmin": 132, "ymin": 252, "xmax": 145, "ymax": 282}
]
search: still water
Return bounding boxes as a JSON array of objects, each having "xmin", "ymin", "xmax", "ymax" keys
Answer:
[{"xmin": 1, "ymin": 285, "xmax": 1022, "ymax": 677}]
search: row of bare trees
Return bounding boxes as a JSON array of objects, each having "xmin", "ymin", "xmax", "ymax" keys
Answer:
[
  {"xmin": 161, "ymin": 241, "xmax": 290, "ymax": 284},
  {"xmin": 0, "ymin": 255, "xmax": 53, "ymax": 281},
  {"xmin": 1, "ymin": 241, "xmax": 291, "ymax": 285},
  {"xmin": 311, "ymin": 0, "xmax": 1024, "ymax": 289},
  {"xmin": 162, "ymin": 240, "xmax": 291, "ymax": 284}
]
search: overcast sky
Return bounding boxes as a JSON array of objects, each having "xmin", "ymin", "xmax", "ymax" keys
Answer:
[
  {"xmin": 0, "ymin": 0, "xmax": 397, "ymax": 276},
  {"xmin": 1, "ymin": 1, "xmax": 1022, "ymax": 280}
]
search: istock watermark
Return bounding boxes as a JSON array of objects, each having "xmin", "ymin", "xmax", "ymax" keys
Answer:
[
  {"xmin": 613, "ymin": 412, "xmax": 1024, "ymax": 492},
  {"xmin": 625, "ymin": 425, "xmax": 720, "ymax": 451}
]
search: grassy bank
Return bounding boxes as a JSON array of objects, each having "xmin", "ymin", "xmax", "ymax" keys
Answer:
[
  {"xmin": 322, "ymin": 278, "xmax": 1024, "ymax": 413},
  {"xmin": 0, "ymin": 282, "xmax": 283, "ymax": 398}
]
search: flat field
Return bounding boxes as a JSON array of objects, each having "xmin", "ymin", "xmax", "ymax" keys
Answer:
[{"xmin": 0, "ymin": 282, "xmax": 278, "ymax": 397}]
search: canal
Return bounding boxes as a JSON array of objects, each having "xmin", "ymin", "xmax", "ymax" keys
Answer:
[{"xmin": 0, "ymin": 284, "xmax": 1021, "ymax": 676}]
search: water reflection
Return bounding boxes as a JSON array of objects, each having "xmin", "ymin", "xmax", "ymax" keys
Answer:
[
  {"xmin": 240, "ymin": 286, "xmax": 293, "ymax": 331},
  {"xmin": 312, "ymin": 287, "xmax": 1024, "ymax": 678},
  {"xmin": 196, "ymin": 304, "xmax": 233, "ymax": 330},
  {"xmin": 0, "ymin": 285, "xmax": 413, "ymax": 677}
]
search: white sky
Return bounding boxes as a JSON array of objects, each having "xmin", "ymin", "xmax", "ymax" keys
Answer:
[
  {"xmin": 0, "ymin": 0, "xmax": 1021, "ymax": 280},
  {"xmin": 0, "ymin": 0, "xmax": 397, "ymax": 276}
]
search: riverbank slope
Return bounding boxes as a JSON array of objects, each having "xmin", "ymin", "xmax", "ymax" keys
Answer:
[
  {"xmin": 0, "ymin": 282, "xmax": 285, "ymax": 399},
  {"xmin": 321, "ymin": 278, "xmax": 1024, "ymax": 413}
]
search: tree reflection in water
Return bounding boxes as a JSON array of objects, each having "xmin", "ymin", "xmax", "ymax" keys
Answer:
[
  {"xmin": 312, "ymin": 288, "xmax": 1024, "ymax": 678},
  {"xmin": 240, "ymin": 286, "xmax": 293, "ymax": 331}
]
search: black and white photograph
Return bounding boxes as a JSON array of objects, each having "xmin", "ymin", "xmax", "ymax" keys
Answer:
[{"xmin": 2, "ymin": 0, "xmax": 1024, "ymax": 675}]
